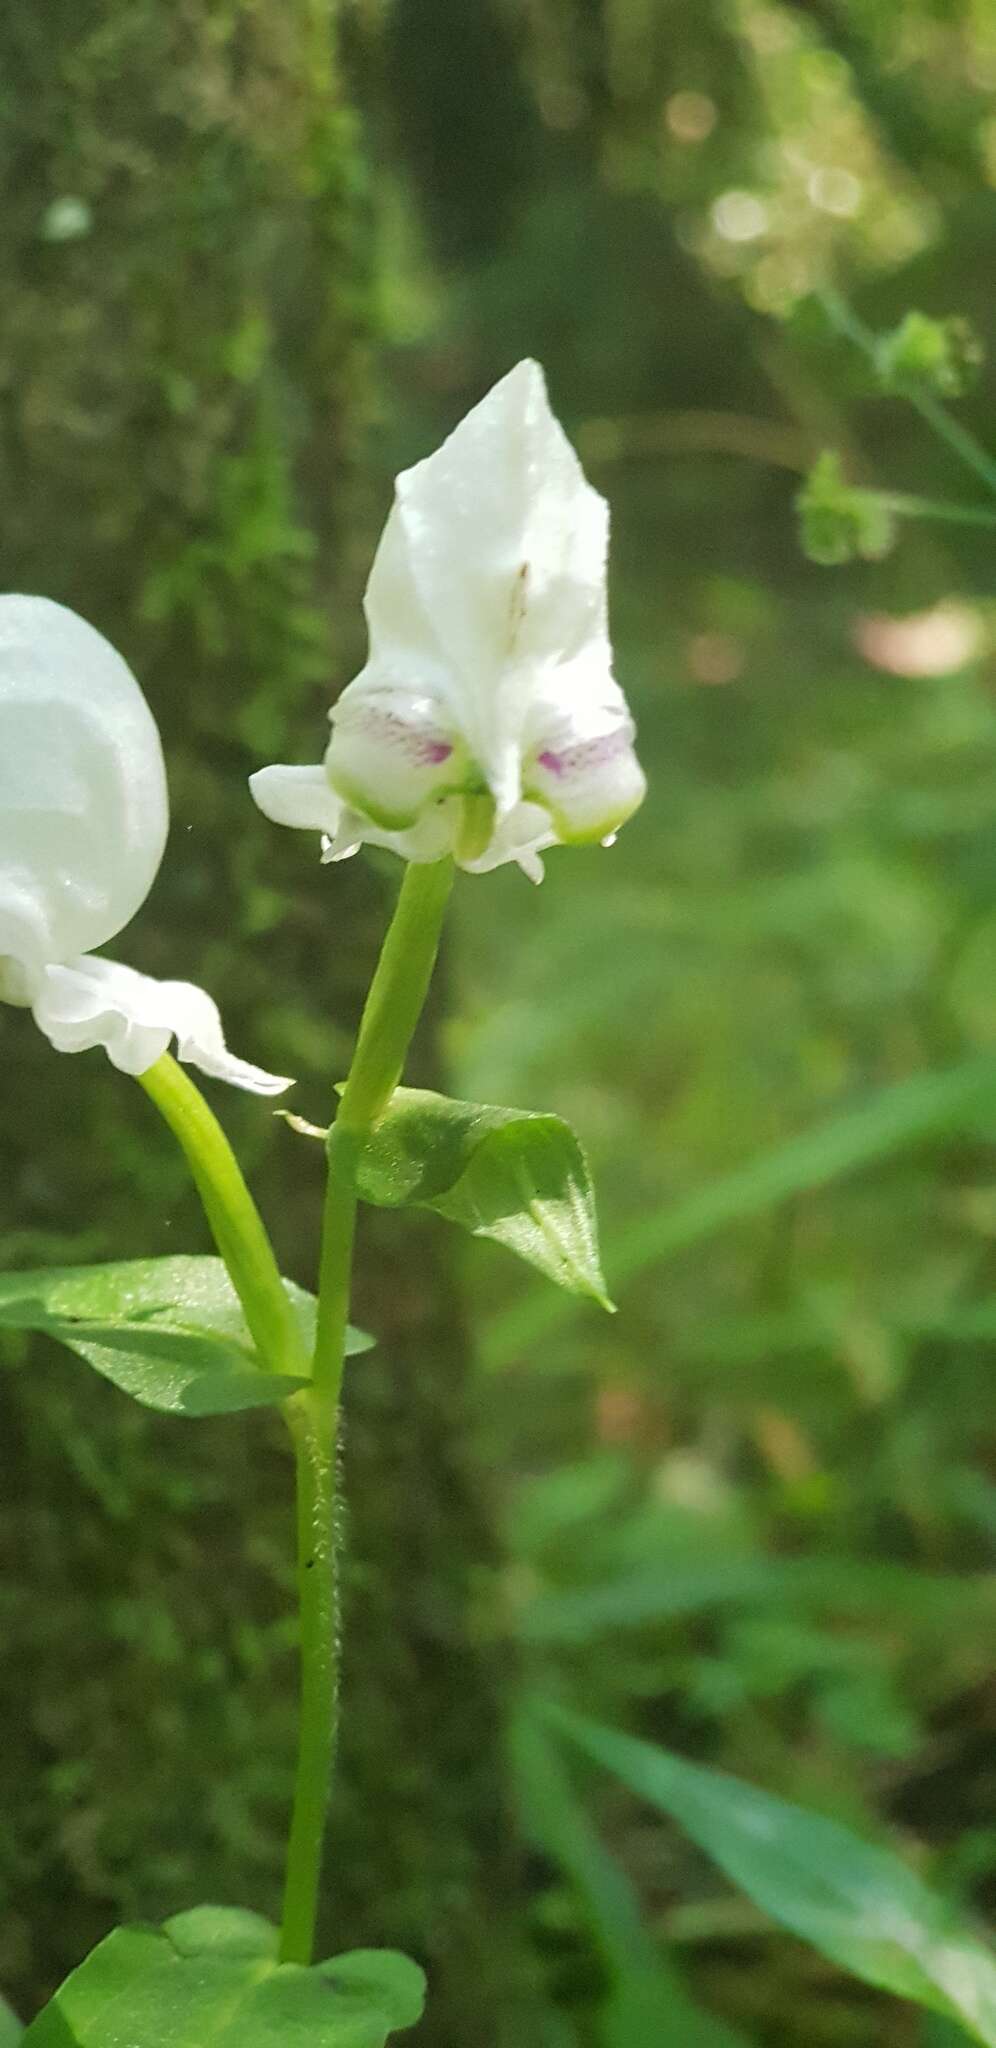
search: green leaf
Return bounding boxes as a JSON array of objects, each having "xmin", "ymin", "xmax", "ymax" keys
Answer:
[
  {"xmin": 0, "ymin": 1995, "xmax": 22, "ymax": 2045},
  {"xmin": 21, "ymin": 1911, "xmax": 425, "ymax": 2047},
  {"xmin": 511, "ymin": 1710, "xmax": 752, "ymax": 2048},
  {"xmin": 355, "ymin": 1087, "xmax": 611, "ymax": 1306},
  {"xmin": 0, "ymin": 1256, "xmax": 373, "ymax": 1416},
  {"xmin": 519, "ymin": 1555, "xmax": 996, "ymax": 1646},
  {"xmin": 601, "ymin": 1975, "xmax": 754, "ymax": 2048},
  {"xmin": 485, "ymin": 1055, "xmax": 996, "ymax": 1365},
  {"xmin": 923, "ymin": 2021, "xmax": 976, "ymax": 2048},
  {"xmin": 543, "ymin": 1703, "xmax": 996, "ymax": 2045}
]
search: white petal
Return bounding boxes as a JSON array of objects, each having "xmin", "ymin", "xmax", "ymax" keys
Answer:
[
  {"xmin": 514, "ymin": 643, "xmax": 645, "ymax": 842},
  {"xmin": 33, "ymin": 957, "xmax": 292, "ymax": 1095},
  {"xmin": 326, "ymin": 683, "xmax": 469, "ymax": 828},
  {"xmin": 356, "ymin": 361, "xmax": 614, "ymax": 810},
  {"xmin": 459, "ymin": 800, "xmax": 555, "ymax": 878},
  {"xmin": 525, "ymin": 720, "xmax": 646, "ymax": 844},
  {"xmin": 340, "ymin": 801, "xmax": 458, "ymax": 866},
  {"xmin": 248, "ymin": 763, "xmax": 343, "ymax": 835},
  {"xmin": 0, "ymin": 597, "xmax": 168, "ymax": 989},
  {"xmin": 249, "ymin": 361, "xmax": 645, "ymax": 874},
  {"xmin": 383, "ymin": 361, "xmax": 609, "ymax": 680}
]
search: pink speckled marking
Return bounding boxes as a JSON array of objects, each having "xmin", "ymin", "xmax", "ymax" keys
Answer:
[
  {"xmin": 357, "ymin": 706, "xmax": 454, "ymax": 766},
  {"xmin": 538, "ymin": 730, "xmax": 630, "ymax": 779}
]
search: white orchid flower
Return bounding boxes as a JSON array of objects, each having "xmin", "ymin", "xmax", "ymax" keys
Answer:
[
  {"xmin": 0, "ymin": 595, "xmax": 290, "ymax": 1094},
  {"xmin": 250, "ymin": 359, "xmax": 646, "ymax": 882}
]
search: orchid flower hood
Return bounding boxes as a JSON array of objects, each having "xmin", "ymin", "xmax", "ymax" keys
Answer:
[
  {"xmin": 0, "ymin": 595, "xmax": 289, "ymax": 1093},
  {"xmin": 250, "ymin": 360, "xmax": 646, "ymax": 881}
]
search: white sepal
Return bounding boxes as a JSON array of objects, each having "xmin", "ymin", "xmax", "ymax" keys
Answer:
[{"xmin": 33, "ymin": 957, "xmax": 292, "ymax": 1095}]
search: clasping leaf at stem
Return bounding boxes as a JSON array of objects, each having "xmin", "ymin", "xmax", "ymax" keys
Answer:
[{"xmin": 347, "ymin": 1084, "xmax": 614, "ymax": 1307}]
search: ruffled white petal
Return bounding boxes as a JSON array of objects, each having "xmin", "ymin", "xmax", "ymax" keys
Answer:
[
  {"xmin": 32, "ymin": 956, "xmax": 292, "ymax": 1095},
  {"xmin": 0, "ymin": 596, "xmax": 168, "ymax": 989},
  {"xmin": 459, "ymin": 800, "xmax": 555, "ymax": 881}
]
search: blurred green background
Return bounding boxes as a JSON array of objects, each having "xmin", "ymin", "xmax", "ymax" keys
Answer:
[{"xmin": 4, "ymin": 2, "xmax": 996, "ymax": 2043}]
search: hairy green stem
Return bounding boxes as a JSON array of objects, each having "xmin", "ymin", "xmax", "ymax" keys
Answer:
[
  {"xmin": 278, "ymin": 856, "xmax": 455, "ymax": 1967},
  {"xmin": 138, "ymin": 1051, "xmax": 306, "ymax": 1377}
]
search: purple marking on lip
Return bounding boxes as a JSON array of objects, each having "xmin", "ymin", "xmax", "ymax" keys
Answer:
[
  {"xmin": 537, "ymin": 749, "xmax": 565, "ymax": 777},
  {"xmin": 424, "ymin": 740, "xmax": 453, "ymax": 764}
]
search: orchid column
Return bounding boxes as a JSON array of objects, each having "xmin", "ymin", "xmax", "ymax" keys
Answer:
[{"xmin": 252, "ymin": 359, "xmax": 645, "ymax": 1963}]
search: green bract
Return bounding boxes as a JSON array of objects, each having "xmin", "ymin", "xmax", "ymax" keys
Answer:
[
  {"xmin": 0, "ymin": 1255, "xmax": 373, "ymax": 1416},
  {"xmin": 347, "ymin": 1085, "xmax": 612, "ymax": 1306}
]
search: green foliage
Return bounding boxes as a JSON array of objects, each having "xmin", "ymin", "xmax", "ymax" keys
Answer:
[
  {"xmin": 797, "ymin": 452, "xmax": 896, "ymax": 567},
  {"xmin": 875, "ymin": 314, "xmax": 984, "ymax": 400},
  {"xmin": 512, "ymin": 1708, "xmax": 751, "ymax": 2048},
  {"xmin": 0, "ymin": 1999, "xmax": 21, "ymax": 2046},
  {"xmin": 0, "ymin": 1257, "xmax": 372, "ymax": 1415},
  {"xmin": 9, "ymin": 1, "xmax": 996, "ymax": 2045},
  {"xmin": 353, "ymin": 1087, "xmax": 611, "ymax": 1305},
  {"xmin": 21, "ymin": 1909, "xmax": 424, "ymax": 2047},
  {"xmin": 485, "ymin": 1054, "xmax": 996, "ymax": 1366},
  {"xmin": 544, "ymin": 1704, "xmax": 996, "ymax": 2044}
]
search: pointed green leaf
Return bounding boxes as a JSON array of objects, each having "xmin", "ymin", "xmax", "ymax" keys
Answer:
[
  {"xmin": 21, "ymin": 1913, "xmax": 425, "ymax": 2047},
  {"xmin": 511, "ymin": 1709, "xmax": 751, "ymax": 2048},
  {"xmin": 543, "ymin": 1703, "xmax": 996, "ymax": 2045},
  {"xmin": 355, "ymin": 1088, "xmax": 611, "ymax": 1306},
  {"xmin": 0, "ymin": 1256, "xmax": 373, "ymax": 1416}
]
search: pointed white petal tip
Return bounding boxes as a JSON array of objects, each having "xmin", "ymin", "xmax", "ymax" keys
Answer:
[{"xmin": 33, "ymin": 957, "xmax": 293, "ymax": 1096}]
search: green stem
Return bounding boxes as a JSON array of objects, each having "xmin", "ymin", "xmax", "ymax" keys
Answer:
[
  {"xmin": 138, "ymin": 1052, "xmax": 306, "ymax": 1377},
  {"xmin": 900, "ymin": 387, "xmax": 996, "ymax": 502},
  {"xmin": 819, "ymin": 287, "xmax": 996, "ymax": 502},
  {"xmin": 278, "ymin": 856, "xmax": 455, "ymax": 1967},
  {"xmin": 884, "ymin": 492, "xmax": 996, "ymax": 530}
]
